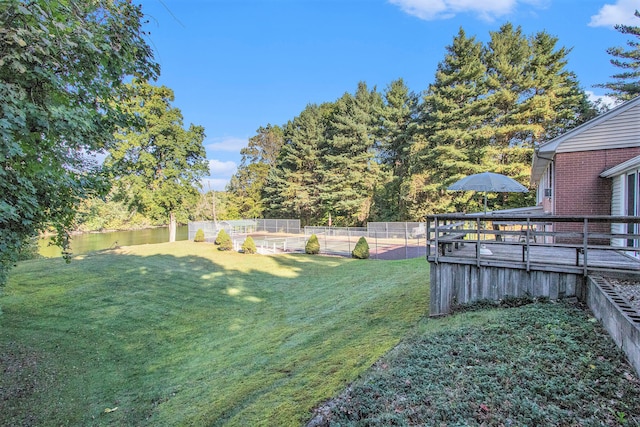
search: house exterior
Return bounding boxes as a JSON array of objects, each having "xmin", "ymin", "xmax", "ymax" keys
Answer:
[
  {"xmin": 531, "ymin": 96, "xmax": 640, "ymax": 217},
  {"xmin": 531, "ymin": 96, "xmax": 640, "ymax": 247}
]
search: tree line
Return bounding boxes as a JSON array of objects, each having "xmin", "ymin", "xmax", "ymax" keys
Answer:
[
  {"xmin": 1, "ymin": 1, "xmax": 639, "ymax": 285},
  {"xmin": 228, "ymin": 24, "xmax": 599, "ymax": 226},
  {"xmin": 227, "ymin": 15, "xmax": 640, "ymax": 227}
]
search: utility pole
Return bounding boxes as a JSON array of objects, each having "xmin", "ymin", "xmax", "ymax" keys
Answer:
[{"xmin": 208, "ymin": 182, "xmax": 218, "ymax": 227}]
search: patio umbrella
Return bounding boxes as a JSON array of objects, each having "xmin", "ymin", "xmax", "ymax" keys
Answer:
[
  {"xmin": 447, "ymin": 171, "xmax": 529, "ymax": 213},
  {"xmin": 447, "ymin": 172, "xmax": 529, "ymax": 255}
]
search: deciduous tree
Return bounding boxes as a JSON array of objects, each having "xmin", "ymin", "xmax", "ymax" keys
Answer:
[
  {"xmin": 227, "ymin": 124, "xmax": 284, "ymax": 218},
  {"xmin": 0, "ymin": 0, "xmax": 158, "ymax": 284},
  {"xmin": 107, "ymin": 80, "xmax": 208, "ymax": 242}
]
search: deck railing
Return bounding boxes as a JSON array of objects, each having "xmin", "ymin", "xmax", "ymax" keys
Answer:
[{"xmin": 426, "ymin": 214, "xmax": 640, "ymax": 275}]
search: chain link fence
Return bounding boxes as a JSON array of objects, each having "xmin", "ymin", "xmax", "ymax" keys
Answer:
[
  {"xmin": 188, "ymin": 220, "xmax": 427, "ymax": 259},
  {"xmin": 188, "ymin": 219, "xmax": 301, "ymax": 241}
]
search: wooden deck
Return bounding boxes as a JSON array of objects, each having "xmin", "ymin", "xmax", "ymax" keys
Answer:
[
  {"xmin": 426, "ymin": 214, "xmax": 640, "ymax": 316},
  {"xmin": 429, "ymin": 240, "xmax": 640, "ymax": 275}
]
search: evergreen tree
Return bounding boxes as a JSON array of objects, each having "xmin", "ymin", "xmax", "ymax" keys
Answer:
[
  {"xmin": 373, "ymin": 79, "xmax": 419, "ymax": 221},
  {"xmin": 480, "ymin": 27, "xmax": 591, "ymax": 210},
  {"xmin": 522, "ymin": 31, "xmax": 591, "ymax": 145},
  {"xmin": 351, "ymin": 237, "xmax": 370, "ymax": 259},
  {"xmin": 320, "ymin": 83, "xmax": 383, "ymax": 226},
  {"xmin": 483, "ymin": 23, "xmax": 534, "ymax": 148},
  {"xmin": 215, "ymin": 229, "xmax": 232, "ymax": 251},
  {"xmin": 597, "ymin": 10, "xmax": 640, "ymax": 101},
  {"xmin": 107, "ymin": 80, "xmax": 209, "ymax": 242},
  {"xmin": 408, "ymin": 29, "xmax": 487, "ymax": 216},
  {"xmin": 305, "ymin": 234, "xmax": 320, "ymax": 255},
  {"xmin": 241, "ymin": 236, "xmax": 257, "ymax": 254},
  {"xmin": 263, "ymin": 104, "xmax": 326, "ymax": 225},
  {"xmin": 408, "ymin": 25, "xmax": 595, "ymax": 215}
]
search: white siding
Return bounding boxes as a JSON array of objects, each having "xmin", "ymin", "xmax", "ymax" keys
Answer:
[
  {"xmin": 535, "ymin": 163, "xmax": 554, "ymax": 214},
  {"xmin": 537, "ymin": 169, "xmax": 548, "ymax": 205},
  {"xmin": 557, "ymin": 104, "xmax": 640, "ymax": 153},
  {"xmin": 611, "ymin": 175, "xmax": 626, "ymax": 247}
]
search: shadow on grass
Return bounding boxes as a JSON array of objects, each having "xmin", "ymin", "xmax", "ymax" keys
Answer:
[{"xmin": 1, "ymin": 244, "xmax": 429, "ymax": 426}]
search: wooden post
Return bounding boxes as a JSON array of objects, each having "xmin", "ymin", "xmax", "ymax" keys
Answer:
[
  {"xmin": 526, "ymin": 217, "xmax": 531, "ymax": 272},
  {"xmin": 433, "ymin": 217, "xmax": 439, "ymax": 264},
  {"xmin": 583, "ymin": 218, "xmax": 589, "ymax": 276},
  {"xmin": 426, "ymin": 218, "xmax": 431, "ymax": 258},
  {"xmin": 476, "ymin": 217, "xmax": 481, "ymax": 267}
]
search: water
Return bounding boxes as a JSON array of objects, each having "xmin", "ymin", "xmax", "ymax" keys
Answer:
[{"xmin": 38, "ymin": 225, "xmax": 188, "ymax": 258}]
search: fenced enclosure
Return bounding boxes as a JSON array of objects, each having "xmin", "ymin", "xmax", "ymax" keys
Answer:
[
  {"xmin": 301, "ymin": 222, "xmax": 427, "ymax": 259},
  {"xmin": 188, "ymin": 219, "xmax": 301, "ymax": 241},
  {"xmin": 188, "ymin": 220, "xmax": 427, "ymax": 259},
  {"xmin": 188, "ymin": 220, "xmax": 221, "ymax": 241},
  {"xmin": 256, "ymin": 219, "xmax": 301, "ymax": 234}
]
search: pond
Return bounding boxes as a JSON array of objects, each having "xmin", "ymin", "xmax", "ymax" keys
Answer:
[{"xmin": 38, "ymin": 226, "xmax": 189, "ymax": 258}]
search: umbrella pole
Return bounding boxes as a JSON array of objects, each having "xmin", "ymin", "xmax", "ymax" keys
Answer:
[
  {"xmin": 483, "ymin": 192, "xmax": 487, "ymax": 240},
  {"xmin": 484, "ymin": 192, "xmax": 487, "ymax": 215},
  {"xmin": 480, "ymin": 191, "xmax": 492, "ymax": 255}
]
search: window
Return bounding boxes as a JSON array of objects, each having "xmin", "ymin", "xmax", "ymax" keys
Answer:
[{"xmin": 626, "ymin": 171, "xmax": 640, "ymax": 249}]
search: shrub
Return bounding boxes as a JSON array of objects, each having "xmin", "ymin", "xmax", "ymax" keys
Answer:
[
  {"xmin": 305, "ymin": 234, "xmax": 320, "ymax": 254},
  {"xmin": 241, "ymin": 236, "xmax": 257, "ymax": 254},
  {"xmin": 215, "ymin": 229, "xmax": 232, "ymax": 251},
  {"xmin": 194, "ymin": 229, "xmax": 205, "ymax": 242},
  {"xmin": 351, "ymin": 237, "xmax": 369, "ymax": 259}
]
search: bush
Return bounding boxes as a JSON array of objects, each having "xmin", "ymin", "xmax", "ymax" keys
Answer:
[
  {"xmin": 241, "ymin": 236, "xmax": 257, "ymax": 254},
  {"xmin": 215, "ymin": 229, "xmax": 232, "ymax": 251},
  {"xmin": 352, "ymin": 237, "xmax": 369, "ymax": 259},
  {"xmin": 194, "ymin": 229, "xmax": 205, "ymax": 242},
  {"xmin": 305, "ymin": 234, "xmax": 320, "ymax": 254}
]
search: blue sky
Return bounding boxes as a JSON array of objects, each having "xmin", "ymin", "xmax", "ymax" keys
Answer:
[{"xmin": 137, "ymin": 0, "xmax": 640, "ymax": 190}]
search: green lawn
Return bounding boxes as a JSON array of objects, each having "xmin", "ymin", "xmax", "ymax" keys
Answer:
[{"xmin": 0, "ymin": 241, "xmax": 429, "ymax": 426}]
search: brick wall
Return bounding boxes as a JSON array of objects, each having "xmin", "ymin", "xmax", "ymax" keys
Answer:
[{"xmin": 555, "ymin": 147, "xmax": 640, "ymax": 216}]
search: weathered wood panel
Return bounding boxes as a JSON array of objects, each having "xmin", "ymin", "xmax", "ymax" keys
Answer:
[{"xmin": 429, "ymin": 262, "xmax": 585, "ymax": 316}]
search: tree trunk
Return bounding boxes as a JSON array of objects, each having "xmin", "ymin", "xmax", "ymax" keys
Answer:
[{"xmin": 169, "ymin": 211, "xmax": 177, "ymax": 242}]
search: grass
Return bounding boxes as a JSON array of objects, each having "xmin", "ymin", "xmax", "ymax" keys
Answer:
[
  {"xmin": 0, "ymin": 241, "xmax": 428, "ymax": 426},
  {"xmin": 312, "ymin": 302, "xmax": 640, "ymax": 426},
  {"xmin": 5, "ymin": 243, "xmax": 640, "ymax": 426}
]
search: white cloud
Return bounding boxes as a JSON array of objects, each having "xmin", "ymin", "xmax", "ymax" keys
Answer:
[
  {"xmin": 388, "ymin": 0, "xmax": 542, "ymax": 21},
  {"xmin": 589, "ymin": 0, "xmax": 640, "ymax": 27},
  {"xmin": 199, "ymin": 160, "xmax": 237, "ymax": 191},
  {"xmin": 208, "ymin": 159, "xmax": 237, "ymax": 176},
  {"xmin": 585, "ymin": 91, "xmax": 621, "ymax": 109},
  {"xmin": 200, "ymin": 178, "xmax": 230, "ymax": 192},
  {"xmin": 202, "ymin": 137, "xmax": 244, "ymax": 191},
  {"xmin": 206, "ymin": 136, "xmax": 248, "ymax": 152}
]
